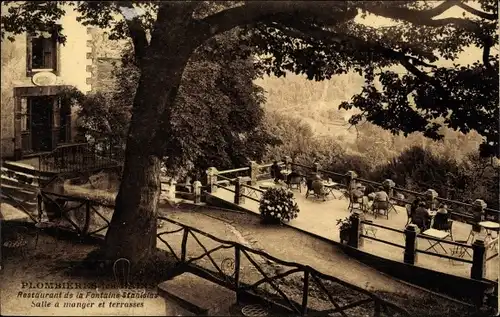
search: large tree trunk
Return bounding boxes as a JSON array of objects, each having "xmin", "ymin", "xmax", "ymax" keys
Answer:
[{"xmin": 102, "ymin": 10, "xmax": 200, "ymax": 266}]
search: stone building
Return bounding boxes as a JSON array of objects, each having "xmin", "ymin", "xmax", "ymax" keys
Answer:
[{"xmin": 1, "ymin": 6, "xmax": 126, "ymax": 160}]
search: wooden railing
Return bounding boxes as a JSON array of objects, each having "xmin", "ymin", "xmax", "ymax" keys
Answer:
[
  {"xmin": 156, "ymin": 216, "xmax": 410, "ymax": 317},
  {"xmin": 34, "ymin": 191, "xmax": 409, "ymax": 316},
  {"xmin": 215, "ymin": 161, "xmax": 499, "ymax": 221},
  {"xmin": 37, "ymin": 191, "xmax": 113, "ymax": 239},
  {"xmin": 359, "ymin": 219, "xmax": 490, "ymax": 279},
  {"xmin": 38, "ymin": 142, "xmax": 122, "ymax": 174}
]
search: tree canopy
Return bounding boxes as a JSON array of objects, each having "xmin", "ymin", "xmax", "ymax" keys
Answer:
[
  {"xmin": 2, "ymin": 1, "xmax": 498, "ymax": 158},
  {"xmin": 2, "ymin": 1, "xmax": 498, "ymax": 264}
]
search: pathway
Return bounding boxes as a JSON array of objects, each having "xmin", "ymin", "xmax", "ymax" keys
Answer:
[{"xmin": 161, "ymin": 208, "xmax": 478, "ymax": 316}]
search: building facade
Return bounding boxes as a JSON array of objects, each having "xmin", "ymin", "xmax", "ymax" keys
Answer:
[{"xmin": 1, "ymin": 8, "xmax": 94, "ymax": 160}]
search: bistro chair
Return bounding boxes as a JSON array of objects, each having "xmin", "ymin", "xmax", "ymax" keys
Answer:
[
  {"xmin": 311, "ymin": 180, "xmax": 327, "ymax": 201},
  {"xmin": 450, "ymin": 230, "xmax": 475, "ymax": 265},
  {"xmin": 348, "ymin": 190, "xmax": 366, "ymax": 213},
  {"xmin": 372, "ymin": 200, "xmax": 390, "ymax": 220},
  {"xmin": 113, "ymin": 258, "xmax": 146, "ymax": 296},
  {"xmin": 432, "ymin": 212, "xmax": 454, "ymax": 240},
  {"xmin": 2, "ymin": 226, "xmax": 32, "ymax": 259},
  {"xmin": 35, "ymin": 194, "xmax": 66, "ymax": 248},
  {"xmin": 287, "ymin": 175, "xmax": 303, "ymax": 192},
  {"xmin": 405, "ymin": 204, "xmax": 413, "ymax": 226}
]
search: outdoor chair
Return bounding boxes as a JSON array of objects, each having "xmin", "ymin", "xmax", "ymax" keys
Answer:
[
  {"xmin": 311, "ymin": 180, "xmax": 327, "ymax": 201},
  {"xmin": 287, "ymin": 175, "xmax": 303, "ymax": 192},
  {"xmin": 2, "ymin": 226, "xmax": 32, "ymax": 259},
  {"xmin": 305, "ymin": 178, "xmax": 316, "ymax": 198},
  {"xmin": 411, "ymin": 216, "xmax": 430, "ymax": 232},
  {"xmin": 432, "ymin": 213, "xmax": 454, "ymax": 240},
  {"xmin": 450, "ymin": 229, "xmax": 475, "ymax": 265},
  {"xmin": 372, "ymin": 200, "xmax": 390, "ymax": 220},
  {"xmin": 113, "ymin": 258, "xmax": 146, "ymax": 296},
  {"xmin": 348, "ymin": 191, "xmax": 366, "ymax": 213},
  {"xmin": 363, "ymin": 220, "xmax": 377, "ymax": 238}
]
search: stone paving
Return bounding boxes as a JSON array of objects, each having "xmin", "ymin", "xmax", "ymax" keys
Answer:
[{"xmin": 211, "ymin": 180, "xmax": 499, "ymax": 281}]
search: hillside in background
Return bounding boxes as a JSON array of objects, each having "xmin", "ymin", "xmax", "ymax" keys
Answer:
[
  {"xmin": 255, "ymin": 72, "xmax": 363, "ymax": 142},
  {"xmin": 256, "ymin": 71, "xmax": 484, "ymax": 162}
]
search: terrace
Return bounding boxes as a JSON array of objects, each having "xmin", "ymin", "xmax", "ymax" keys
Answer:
[{"xmin": 207, "ymin": 162, "xmax": 499, "ymax": 284}]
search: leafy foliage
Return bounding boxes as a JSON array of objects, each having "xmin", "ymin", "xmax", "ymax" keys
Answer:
[
  {"xmin": 259, "ymin": 187, "xmax": 300, "ymax": 224},
  {"xmin": 76, "ymin": 28, "xmax": 277, "ymax": 178},
  {"xmin": 2, "ymin": 1, "xmax": 497, "ymax": 159}
]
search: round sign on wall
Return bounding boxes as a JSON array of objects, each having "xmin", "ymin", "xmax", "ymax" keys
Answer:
[{"xmin": 32, "ymin": 71, "xmax": 57, "ymax": 86}]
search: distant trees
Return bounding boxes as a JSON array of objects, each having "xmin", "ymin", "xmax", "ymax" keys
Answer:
[{"xmin": 3, "ymin": 1, "xmax": 496, "ymax": 265}]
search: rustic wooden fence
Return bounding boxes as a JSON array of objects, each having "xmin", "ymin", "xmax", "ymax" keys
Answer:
[
  {"xmin": 156, "ymin": 216, "xmax": 410, "ymax": 317},
  {"xmin": 32, "ymin": 191, "xmax": 410, "ymax": 316},
  {"xmin": 209, "ymin": 160, "xmax": 499, "ymax": 222}
]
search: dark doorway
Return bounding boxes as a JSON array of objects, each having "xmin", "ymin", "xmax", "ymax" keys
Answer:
[{"xmin": 29, "ymin": 96, "xmax": 54, "ymax": 152}]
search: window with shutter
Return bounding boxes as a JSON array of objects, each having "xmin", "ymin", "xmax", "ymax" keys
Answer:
[{"xmin": 26, "ymin": 29, "xmax": 59, "ymax": 75}]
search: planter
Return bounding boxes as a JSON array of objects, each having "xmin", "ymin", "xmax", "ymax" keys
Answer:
[
  {"xmin": 340, "ymin": 229, "xmax": 350, "ymax": 243},
  {"xmin": 261, "ymin": 217, "xmax": 282, "ymax": 225}
]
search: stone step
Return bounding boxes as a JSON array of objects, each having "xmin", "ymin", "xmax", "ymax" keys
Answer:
[
  {"xmin": 1, "ymin": 166, "xmax": 51, "ymax": 182},
  {"xmin": 1, "ymin": 160, "xmax": 55, "ymax": 178},
  {"xmin": 1, "ymin": 175, "xmax": 39, "ymax": 190},
  {"xmin": 1, "ymin": 184, "xmax": 38, "ymax": 201},
  {"xmin": 157, "ymin": 272, "xmax": 236, "ymax": 316}
]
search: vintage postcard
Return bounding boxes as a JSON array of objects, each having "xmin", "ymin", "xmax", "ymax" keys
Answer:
[{"xmin": 1, "ymin": 1, "xmax": 498, "ymax": 316}]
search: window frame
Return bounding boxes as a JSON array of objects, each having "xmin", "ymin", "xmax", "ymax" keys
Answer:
[{"xmin": 26, "ymin": 28, "xmax": 60, "ymax": 77}]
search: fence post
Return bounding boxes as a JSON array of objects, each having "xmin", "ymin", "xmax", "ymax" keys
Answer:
[
  {"xmin": 167, "ymin": 179, "xmax": 177, "ymax": 200},
  {"xmin": 193, "ymin": 180, "xmax": 202, "ymax": 204},
  {"xmin": 249, "ymin": 161, "xmax": 259, "ymax": 185},
  {"xmin": 206, "ymin": 167, "xmax": 218, "ymax": 193},
  {"xmin": 234, "ymin": 245, "xmax": 241, "ymax": 303},
  {"xmin": 473, "ymin": 199, "xmax": 487, "ymax": 227},
  {"xmin": 382, "ymin": 179, "xmax": 395, "ymax": 199},
  {"xmin": 181, "ymin": 229, "xmax": 188, "ymax": 262},
  {"xmin": 234, "ymin": 177, "xmax": 245, "ymax": 205},
  {"xmin": 82, "ymin": 200, "xmax": 91, "ymax": 236},
  {"xmin": 36, "ymin": 193, "xmax": 43, "ymax": 222},
  {"xmin": 348, "ymin": 211, "xmax": 364, "ymax": 248},
  {"xmin": 345, "ymin": 171, "xmax": 358, "ymax": 191},
  {"xmin": 404, "ymin": 224, "xmax": 418, "ymax": 265},
  {"xmin": 313, "ymin": 162, "xmax": 320, "ymax": 173},
  {"xmin": 424, "ymin": 189, "xmax": 438, "ymax": 210},
  {"xmin": 471, "ymin": 239, "xmax": 486, "ymax": 280},
  {"xmin": 284, "ymin": 156, "xmax": 292, "ymax": 171},
  {"xmin": 301, "ymin": 270, "xmax": 309, "ymax": 316}
]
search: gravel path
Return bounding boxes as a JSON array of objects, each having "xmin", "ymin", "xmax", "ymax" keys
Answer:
[{"xmin": 167, "ymin": 208, "xmax": 425, "ymax": 296}]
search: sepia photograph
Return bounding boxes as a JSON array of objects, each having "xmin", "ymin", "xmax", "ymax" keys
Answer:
[{"xmin": 0, "ymin": 1, "xmax": 498, "ymax": 316}]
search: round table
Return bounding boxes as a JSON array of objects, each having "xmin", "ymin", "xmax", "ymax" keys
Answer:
[{"xmin": 479, "ymin": 221, "xmax": 500, "ymax": 237}]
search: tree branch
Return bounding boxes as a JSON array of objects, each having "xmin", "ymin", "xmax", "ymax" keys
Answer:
[
  {"xmin": 362, "ymin": 1, "xmax": 482, "ymax": 32},
  {"xmin": 198, "ymin": 1, "xmax": 357, "ymax": 38},
  {"xmin": 456, "ymin": 2, "xmax": 497, "ymax": 20},
  {"xmin": 117, "ymin": 2, "xmax": 149, "ymax": 64},
  {"xmin": 269, "ymin": 20, "xmax": 437, "ymax": 68}
]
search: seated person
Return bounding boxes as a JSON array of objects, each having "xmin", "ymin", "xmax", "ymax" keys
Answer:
[
  {"xmin": 287, "ymin": 170, "xmax": 302, "ymax": 183},
  {"xmin": 437, "ymin": 204, "xmax": 448, "ymax": 214},
  {"xmin": 433, "ymin": 204, "xmax": 452, "ymax": 231},
  {"xmin": 351, "ymin": 183, "xmax": 364, "ymax": 200},
  {"xmin": 410, "ymin": 197, "xmax": 422, "ymax": 218},
  {"xmin": 270, "ymin": 161, "xmax": 284, "ymax": 183},
  {"xmin": 306, "ymin": 174, "xmax": 321, "ymax": 194},
  {"xmin": 311, "ymin": 179, "xmax": 326, "ymax": 197},
  {"xmin": 412, "ymin": 202, "xmax": 431, "ymax": 231},
  {"xmin": 372, "ymin": 187, "xmax": 389, "ymax": 211}
]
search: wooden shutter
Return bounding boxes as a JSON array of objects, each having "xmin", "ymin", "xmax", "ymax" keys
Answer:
[{"xmin": 26, "ymin": 34, "xmax": 33, "ymax": 75}]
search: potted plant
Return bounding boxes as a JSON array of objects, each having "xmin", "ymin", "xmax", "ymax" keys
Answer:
[
  {"xmin": 336, "ymin": 217, "xmax": 352, "ymax": 243},
  {"xmin": 259, "ymin": 187, "xmax": 300, "ymax": 224}
]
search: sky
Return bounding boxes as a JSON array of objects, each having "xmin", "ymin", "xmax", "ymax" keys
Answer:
[{"xmin": 356, "ymin": 1, "xmax": 498, "ymax": 66}]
